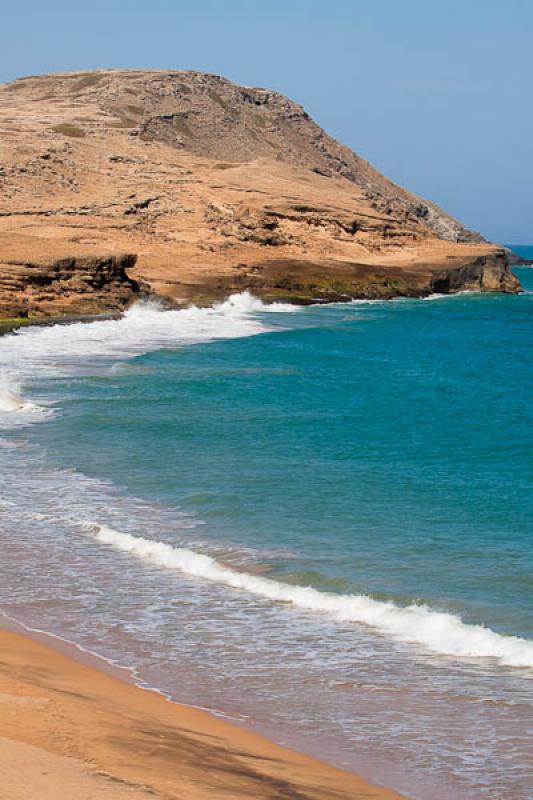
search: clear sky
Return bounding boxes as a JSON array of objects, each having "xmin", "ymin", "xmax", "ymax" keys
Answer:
[{"xmin": 1, "ymin": 0, "xmax": 531, "ymax": 242}]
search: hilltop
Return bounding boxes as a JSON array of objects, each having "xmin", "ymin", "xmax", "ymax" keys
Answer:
[{"xmin": 0, "ymin": 69, "xmax": 519, "ymax": 317}]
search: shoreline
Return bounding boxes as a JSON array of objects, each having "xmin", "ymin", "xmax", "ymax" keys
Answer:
[
  {"xmin": 0, "ymin": 616, "xmax": 408, "ymax": 800},
  {"xmin": 0, "ymin": 271, "xmax": 525, "ymax": 338},
  {"xmin": 0, "ymin": 310, "xmax": 123, "ymax": 336}
]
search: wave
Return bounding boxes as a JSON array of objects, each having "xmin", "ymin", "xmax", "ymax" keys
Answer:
[
  {"xmin": 317, "ymin": 292, "xmax": 463, "ymax": 310},
  {"xmin": 0, "ymin": 292, "xmax": 295, "ymax": 421},
  {"xmin": 216, "ymin": 291, "xmax": 297, "ymax": 314},
  {"xmin": 87, "ymin": 523, "xmax": 533, "ymax": 669},
  {"xmin": 0, "ymin": 385, "xmax": 27, "ymax": 413},
  {"xmin": 0, "ymin": 378, "xmax": 48, "ymax": 422},
  {"xmin": 421, "ymin": 293, "xmax": 447, "ymax": 301}
]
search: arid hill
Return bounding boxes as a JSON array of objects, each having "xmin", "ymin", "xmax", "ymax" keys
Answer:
[{"xmin": 0, "ymin": 69, "xmax": 519, "ymax": 317}]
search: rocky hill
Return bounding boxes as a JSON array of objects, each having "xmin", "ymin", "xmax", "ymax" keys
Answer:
[{"xmin": 0, "ymin": 69, "xmax": 519, "ymax": 317}]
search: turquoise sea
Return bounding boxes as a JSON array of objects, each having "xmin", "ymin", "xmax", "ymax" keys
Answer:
[{"xmin": 0, "ymin": 266, "xmax": 531, "ymax": 800}]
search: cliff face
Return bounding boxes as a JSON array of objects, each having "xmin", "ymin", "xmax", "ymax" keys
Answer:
[
  {"xmin": 430, "ymin": 252, "xmax": 520, "ymax": 295},
  {"xmin": 0, "ymin": 237, "xmax": 141, "ymax": 318},
  {"xmin": 0, "ymin": 69, "xmax": 520, "ymax": 316}
]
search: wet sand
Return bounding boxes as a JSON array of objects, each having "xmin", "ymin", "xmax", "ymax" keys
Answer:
[{"xmin": 0, "ymin": 625, "xmax": 407, "ymax": 800}]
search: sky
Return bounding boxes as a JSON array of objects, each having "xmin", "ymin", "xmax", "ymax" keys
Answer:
[{"xmin": 1, "ymin": 0, "xmax": 531, "ymax": 242}]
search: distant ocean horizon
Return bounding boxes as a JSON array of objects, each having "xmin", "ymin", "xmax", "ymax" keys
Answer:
[{"xmin": 0, "ymin": 265, "xmax": 531, "ymax": 800}]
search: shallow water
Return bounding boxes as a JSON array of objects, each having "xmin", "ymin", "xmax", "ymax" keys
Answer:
[{"xmin": 0, "ymin": 271, "xmax": 532, "ymax": 800}]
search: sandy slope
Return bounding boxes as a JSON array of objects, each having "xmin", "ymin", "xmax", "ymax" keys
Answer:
[{"xmin": 0, "ymin": 628, "xmax": 406, "ymax": 800}]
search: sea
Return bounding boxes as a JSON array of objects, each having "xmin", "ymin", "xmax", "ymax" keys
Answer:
[
  {"xmin": 509, "ymin": 244, "xmax": 533, "ymax": 262},
  {"xmin": 0, "ymin": 262, "xmax": 531, "ymax": 800}
]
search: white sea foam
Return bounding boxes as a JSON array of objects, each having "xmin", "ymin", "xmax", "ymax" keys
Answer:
[
  {"xmin": 0, "ymin": 293, "xmax": 293, "ymax": 421},
  {"xmin": 420, "ymin": 291, "xmax": 473, "ymax": 301},
  {"xmin": 316, "ymin": 292, "xmax": 458, "ymax": 309},
  {"xmin": 0, "ymin": 392, "xmax": 45, "ymax": 415},
  {"xmin": 421, "ymin": 293, "xmax": 447, "ymax": 301},
  {"xmin": 0, "ymin": 378, "xmax": 48, "ymax": 423},
  {"xmin": 0, "ymin": 386, "xmax": 25, "ymax": 412},
  {"xmin": 88, "ymin": 523, "xmax": 533, "ymax": 669},
  {"xmin": 217, "ymin": 291, "xmax": 297, "ymax": 314}
]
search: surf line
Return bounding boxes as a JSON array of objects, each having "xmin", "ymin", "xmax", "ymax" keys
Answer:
[{"xmin": 87, "ymin": 522, "xmax": 533, "ymax": 670}]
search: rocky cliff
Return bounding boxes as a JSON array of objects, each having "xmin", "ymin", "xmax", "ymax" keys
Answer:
[
  {"xmin": 0, "ymin": 234, "xmax": 141, "ymax": 318},
  {"xmin": 0, "ymin": 69, "xmax": 520, "ymax": 317}
]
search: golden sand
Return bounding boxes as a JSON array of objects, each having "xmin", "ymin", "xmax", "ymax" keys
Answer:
[{"xmin": 0, "ymin": 627, "xmax": 407, "ymax": 799}]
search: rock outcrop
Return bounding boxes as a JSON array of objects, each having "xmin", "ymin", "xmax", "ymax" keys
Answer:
[
  {"xmin": 0, "ymin": 235, "xmax": 141, "ymax": 318},
  {"xmin": 430, "ymin": 251, "xmax": 520, "ymax": 295},
  {"xmin": 0, "ymin": 69, "xmax": 520, "ymax": 317}
]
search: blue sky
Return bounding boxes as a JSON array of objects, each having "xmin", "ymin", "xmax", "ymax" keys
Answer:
[{"xmin": 1, "ymin": 0, "xmax": 531, "ymax": 242}]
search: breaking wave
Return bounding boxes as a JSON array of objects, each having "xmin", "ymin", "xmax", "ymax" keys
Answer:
[
  {"xmin": 0, "ymin": 385, "xmax": 28, "ymax": 413},
  {"xmin": 0, "ymin": 378, "xmax": 48, "ymax": 424},
  {"xmin": 88, "ymin": 523, "xmax": 533, "ymax": 669},
  {"xmin": 0, "ymin": 292, "xmax": 295, "ymax": 422}
]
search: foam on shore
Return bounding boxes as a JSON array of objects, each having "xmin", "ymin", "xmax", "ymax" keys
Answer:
[
  {"xmin": 0, "ymin": 293, "xmax": 295, "ymax": 422},
  {"xmin": 87, "ymin": 523, "xmax": 533, "ymax": 669},
  {"xmin": 0, "ymin": 379, "xmax": 48, "ymax": 421}
]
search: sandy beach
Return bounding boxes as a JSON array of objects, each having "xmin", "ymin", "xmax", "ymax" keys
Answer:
[{"xmin": 0, "ymin": 624, "xmax": 406, "ymax": 800}]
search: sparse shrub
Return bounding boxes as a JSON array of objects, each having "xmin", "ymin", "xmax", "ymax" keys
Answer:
[
  {"xmin": 207, "ymin": 89, "xmax": 227, "ymax": 110},
  {"xmin": 173, "ymin": 115, "xmax": 191, "ymax": 136},
  {"xmin": 52, "ymin": 123, "xmax": 86, "ymax": 138},
  {"xmin": 71, "ymin": 74, "xmax": 104, "ymax": 90}
]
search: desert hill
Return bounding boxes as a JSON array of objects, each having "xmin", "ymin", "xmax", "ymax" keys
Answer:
[{"xmin": 0, "ymin": 69, "xmax": 519, "ymax": 317}]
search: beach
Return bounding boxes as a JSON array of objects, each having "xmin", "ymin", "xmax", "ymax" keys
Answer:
[
  {"xmin": 0, "ymin": 624, "xmax": 404, "ymax": 800},
  {"xmin": 0, "ymin": 277, "xmax": 531, "ymax": 799}
]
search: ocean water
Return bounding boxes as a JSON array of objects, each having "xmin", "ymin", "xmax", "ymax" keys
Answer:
[
  {"xmin": 508, "ymin": 244, "xmax": 533, "ymax": 261},
  {"xmin": 0, "ymin": 270, "xmax": 532, "ymax": 800}
]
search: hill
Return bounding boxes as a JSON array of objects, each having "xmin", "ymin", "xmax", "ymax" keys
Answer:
[{"xmin": 0, "ymin": 69, "xmax": 519, "ymax": 317}]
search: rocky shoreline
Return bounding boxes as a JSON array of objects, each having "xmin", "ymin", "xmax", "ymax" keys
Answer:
[
  {"xmin": 0, "ymin": 249, "xmax": 143, "ymax": 320},
  {"xmin": 177, "ymin": 248, "xmax": 520, "ymax": 306},
  {"xmin": 0, "ymin": 248, "xmax": 520, "ymax": 336},
  {"xmin": 0, "ymin": 246, "xmax": 520, "ymax": 322},
  {"xmin": 0, "ymin": 311, "xmax": 122, "ymax": 336}
]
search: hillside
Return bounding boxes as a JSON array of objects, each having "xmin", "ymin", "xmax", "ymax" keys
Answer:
[{"xmin": 0, "ymin": 69, "xmax": 519, "ymax": 317}]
